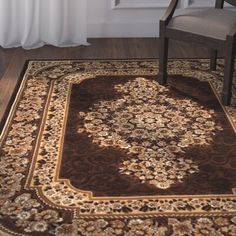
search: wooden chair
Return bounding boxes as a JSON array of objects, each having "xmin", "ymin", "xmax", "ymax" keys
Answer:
[{"xmin": 159, "ymin": 0, "xmax": 236, "ymax": 105}]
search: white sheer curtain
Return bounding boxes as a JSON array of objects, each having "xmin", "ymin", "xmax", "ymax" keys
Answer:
[{"xmin": 0, "ymin": 0, "xmax": 88, "ymax": 49}]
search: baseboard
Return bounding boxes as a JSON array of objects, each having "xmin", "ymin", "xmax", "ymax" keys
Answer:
[{"xmin": 87, "ymin": 21, "xmax": 159, "ymax": 38}]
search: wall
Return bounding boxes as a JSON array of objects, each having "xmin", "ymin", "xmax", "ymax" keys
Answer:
[{"xmin": 87, "ymin": 0, "xmax": 217, "ymax": 38}]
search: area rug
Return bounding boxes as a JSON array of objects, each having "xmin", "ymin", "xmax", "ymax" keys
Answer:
[{"xmin": 0, "ymin": 59, "xmax": 236, "ymax": 236}]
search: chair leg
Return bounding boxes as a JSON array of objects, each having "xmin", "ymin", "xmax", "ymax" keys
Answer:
[
  {"xmin": 210, "ymin": 49, "xmax": 217, "ymax": 71},
  {"xmin": 158, "ymin": 37, "xmax": 169, "ymax": 85},
  {"xmin": 222, "ymin": 44, "xmax": 234, "ymax": 106}
]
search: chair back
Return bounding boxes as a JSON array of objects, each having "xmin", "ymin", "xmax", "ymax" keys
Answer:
[{"xmin": 216, "ymin": 0, "xmax": 236, "ymax": 8}]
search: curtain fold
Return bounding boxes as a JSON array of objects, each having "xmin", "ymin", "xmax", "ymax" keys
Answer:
[{"xmin": 0, "ymin": 0, "xmax": 88, "ymax": 49}]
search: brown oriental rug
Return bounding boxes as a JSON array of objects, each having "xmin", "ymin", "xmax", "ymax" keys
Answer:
[{"xmin": 0, "ymin": 59, "xmax": 236, "ymax": 236}]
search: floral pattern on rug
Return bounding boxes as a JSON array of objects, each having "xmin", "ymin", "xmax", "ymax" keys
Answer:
[
  {"xmin": 54, "ymin": 216, "xmax": 236, "ymax": 236},
  {"xmin": 0, "ymin": 59, "xmax": 236, "ymax": 235},
  {"xmin": 78, "ymin": 77, "xmax": 223, "ymax": 189}
]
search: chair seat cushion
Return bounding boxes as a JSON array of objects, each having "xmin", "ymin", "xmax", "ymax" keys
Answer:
[{"xmin": 168, "ymin": 9, "xmax": 236, "ymax": 40}]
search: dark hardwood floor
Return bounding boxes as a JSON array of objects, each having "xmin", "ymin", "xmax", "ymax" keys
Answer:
[{"xmin": 0, "ymin": 38, "xmax": 212, "ymax": 127}]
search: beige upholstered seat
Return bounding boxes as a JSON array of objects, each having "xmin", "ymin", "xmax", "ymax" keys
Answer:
[
  {"xmin": 159, "ymin": 0, "xmax": 236, "ymax": 106},
  {"xmin": 168, "ymin": 9, "xmax": 236, "ymax": 40}
]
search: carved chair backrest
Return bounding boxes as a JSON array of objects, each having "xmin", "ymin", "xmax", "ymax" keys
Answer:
[{"xmin": 215, "ymin": 0, "xmax": 236, "ymax": 8}]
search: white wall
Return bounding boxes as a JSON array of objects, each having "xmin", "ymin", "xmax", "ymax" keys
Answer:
[{"xmin": 87, "ymin": 0, "xmax": 217, "ymax": 38}]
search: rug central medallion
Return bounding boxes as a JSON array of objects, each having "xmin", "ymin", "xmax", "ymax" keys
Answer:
[{"xmin": 79, "ymin": 77, "xmax": 221, "ymax": 189}]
